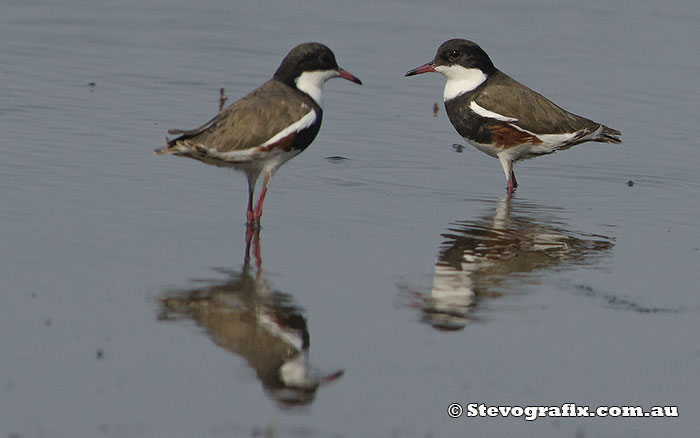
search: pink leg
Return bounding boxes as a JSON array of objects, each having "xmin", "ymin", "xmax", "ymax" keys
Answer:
[
  {"xmin": 252, "ymin": 186, "xmax": 267, "ymax": 223},
  {"xmin": 507, "ymin": 177, "xmax": 516, "ymax": 196},
  {"xmin": 251, "ymin": 229, "xmax": 261, "ymax": 271},
  {"xmin": 252, "ymin": 172, "xmax": 272, "ymax": 224},
  {"xmin": 245, "ymin": 173, "xmax": 259, "ymax": 226},
  {"xmin": 506, "ymin": 171, "xmax": 517, "ymax": 196},
  {"xmin": 243, "ymin": 226, "xmax": 261, "ymax": 273},
  {"xmin": 245, "ymin": 224, "xmax": 255, "ymax": 247},
  {"xmin": 246, "ymin": 193, "xmax": 255, "ymax": 225},
  {"xmin": 498, "ymin": 155, "xmax": 516, "ymax": 195}
]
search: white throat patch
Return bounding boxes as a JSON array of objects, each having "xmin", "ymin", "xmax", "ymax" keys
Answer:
[
  {"xmin": 294, "ymin": 70, "xmax": 338, "ymax": 108},
  {"xmin": 435, "ymin": 65, "xmax": 487, "ymax": 101}
]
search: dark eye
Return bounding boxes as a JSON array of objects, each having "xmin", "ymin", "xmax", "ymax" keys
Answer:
[
  {"xmin": 319, "ymin": 53, "xmax": 331, "ymax": 64},
  {"xmin": 449, "ymin": 50, "xmax": 461, "ymax": 60}
]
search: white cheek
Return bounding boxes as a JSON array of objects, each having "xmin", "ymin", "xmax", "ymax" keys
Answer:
[
  {"xmin": 435, "ymin": 65, "xmax": 487, "ymax": 101},
  {"xmin": 294, "ymin": 70, "xmax": 338, "ymax": 107}
]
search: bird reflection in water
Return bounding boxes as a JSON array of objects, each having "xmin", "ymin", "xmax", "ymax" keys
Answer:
[
  {"xmin": 157, "ymin": 230, "xmax": 342, "ymax": 407},
  {"xmin": 412, "ymin": 197, "xmax": 615, "ymax": 331}
]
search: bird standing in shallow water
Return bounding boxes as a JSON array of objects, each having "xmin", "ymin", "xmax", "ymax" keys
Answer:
[
  {"xmin": 406, "ymin": 39, "xmax": 621, "ymax": 195},
  {"xmin": 156, "ymin": 42, "xmax": 361, "ymax": 227}
]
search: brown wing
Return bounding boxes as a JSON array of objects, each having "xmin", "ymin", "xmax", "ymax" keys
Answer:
[
  {"xmin": 474, "ymin": 72, "xmax": 601, "ymax": 135},
  {"xmin": 165, "ymin": 80, "xmax": 316, "ymax": 152}
]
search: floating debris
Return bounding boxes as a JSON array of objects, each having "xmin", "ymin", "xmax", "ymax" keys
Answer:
[
  {"xmin": 325, "ymin": 155, "xmax": 349, "ymax": 163},
  {"xmin": 433, "ymin": 102, "xmax": 439, "ymax": 116},
  {"xmin": 626, "ymin": 179, "xmax": 635, "ymax": 187},
  {"xmin": 573, "ymin": 284, "xmax": 681, "ymax": 314},
  {"xmin": 452, "ymin": 143, "xmax": 464, "ymax": 153}
]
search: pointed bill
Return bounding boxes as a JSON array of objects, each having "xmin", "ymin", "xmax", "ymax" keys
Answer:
[
  {"xmin": 405, "ymin": 62, "xmax": 436, "ymax": 76},
  {"xmin": 337, "ymin": 68, "xmax": 362, "ymax": 84}
]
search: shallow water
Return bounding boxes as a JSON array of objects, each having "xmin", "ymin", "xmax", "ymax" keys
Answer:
[{"xmin": 2, "ymin": 0, "xmax": 699, "ymax": 437}]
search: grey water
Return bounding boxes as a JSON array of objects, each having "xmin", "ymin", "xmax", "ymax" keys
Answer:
[{"xmin": 2, "ymin": 0, "xmax": 699, "ymax": 436}]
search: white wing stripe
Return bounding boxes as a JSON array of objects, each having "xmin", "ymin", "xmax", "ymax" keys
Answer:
[
  {"xmin": 260, "ymin": 110, "xmax": 316, "ymax": 147},
  {"xmin": 469, "ymin": 101, "xmax": 518, "ymax": 122}
]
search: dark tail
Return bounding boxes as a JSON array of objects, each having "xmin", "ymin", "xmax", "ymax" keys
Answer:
[
  {"xmin": 155, "ymin": 112, "xmax": 222, "ymax": 155},
  {"xmin": 600, "ymin": 125, "xmax": 622, "ymax": 144}
]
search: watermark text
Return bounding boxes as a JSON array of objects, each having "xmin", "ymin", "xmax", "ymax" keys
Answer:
[{"xmin": 447, "ymin": 403, "xmax": 678, "ymax": 420}]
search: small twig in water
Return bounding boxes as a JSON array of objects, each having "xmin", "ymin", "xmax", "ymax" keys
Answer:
[{"xmin": 219, "ymin": 88, "xmax": 227, "ymax": 112}]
